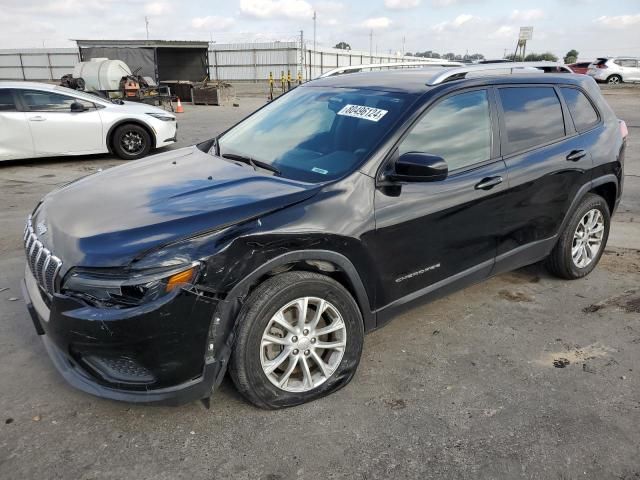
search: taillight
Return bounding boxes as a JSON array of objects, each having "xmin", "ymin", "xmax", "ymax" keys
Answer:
[{"xmin": 620, "ymin": 120, "xmax": 628, "ymax": 139}]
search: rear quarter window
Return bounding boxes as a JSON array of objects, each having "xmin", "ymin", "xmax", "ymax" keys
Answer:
[
  {"xmin": 560, "ymin": 87, "xmax": 599, "ymax": 132},
  {"xmin": 498, "ymin": 87, "xmax": 566, "ymax": 155}
]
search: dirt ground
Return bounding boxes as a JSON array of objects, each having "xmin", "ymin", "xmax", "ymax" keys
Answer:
[{"xmin": 0, "ymin": 89, "xmax": 638, "ymax": 480}]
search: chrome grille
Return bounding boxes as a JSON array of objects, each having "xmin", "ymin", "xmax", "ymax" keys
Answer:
[{"xmin": 23, "ymin": 215, "xmax": 62, "ymax": 295}]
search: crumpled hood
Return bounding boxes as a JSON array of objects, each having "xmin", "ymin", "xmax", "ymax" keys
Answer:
[{"xmin": 33, "ymin": 146, "xmax": 320, "ymax": 269}]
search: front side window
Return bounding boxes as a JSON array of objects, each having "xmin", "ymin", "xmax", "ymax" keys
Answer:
[
  {"xmin": 398, "ymin": 90, "xmax": 492, "ymax": 171},
  {"xmin": 21, "ymin": 90, "xmax": 95, "ymax": 112},
  {"xmin": 561, "ymin": 87, "xmax": 599, "ymax": 132},
  {"xmin": 218, "ymin": 86, "xmax": 410, "ymax": 182},
  {"xmin": 0, "ymin": 89, "xmax": 16, "ymax": 112},
  {"xmin": 498, "ymin": 87, "xmax": 565, "ymax": 155}
]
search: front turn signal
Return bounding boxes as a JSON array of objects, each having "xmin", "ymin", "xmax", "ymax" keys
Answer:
[{"xmin": 165, "ymin": 266, "xmax": 198, "ymax": 292}]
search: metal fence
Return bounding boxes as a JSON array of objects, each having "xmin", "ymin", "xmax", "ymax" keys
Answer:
[
  {"xmin": 0, "ymin": 43, "xmax": 416, "ymax": 83},
  {"xmin": 208, "ymin": 42, "xmax": 416, "ymax": 82},
  {"xmin": 0, "ymin": 48, "xmax": 79, "ymax": 81}
]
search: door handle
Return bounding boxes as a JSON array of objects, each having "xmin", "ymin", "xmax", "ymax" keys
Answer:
[
  {"xmin": 474, "ymin": 176, "xmax": 503, "ymax": 190},
  {"xmin": 28, "ymin": 116, "xmax": 46, "ymax": 122},
  {"xmin": 566, "ymin": 149, "xmax": 587, "ymax": 162}
]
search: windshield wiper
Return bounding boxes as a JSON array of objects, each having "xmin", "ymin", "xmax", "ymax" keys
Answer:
[{"xmin": 220, "ymin": 152, "xmax": 281, "ymax": 176}]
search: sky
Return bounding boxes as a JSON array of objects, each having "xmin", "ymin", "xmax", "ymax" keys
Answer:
[{"xmin": 0, "ymin": 0, "xmax": 639, "ymax": 60}]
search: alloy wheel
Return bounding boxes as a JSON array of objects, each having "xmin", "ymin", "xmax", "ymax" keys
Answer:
[
  {"xmin": 572, "ymin": 208, "xmax": 605, "ymax": 268},
  {"xmin": 121, "ymin": 131, "xmax": 145, "ymax": 154},
  {"xmin": 608, "ymin": 76, "xmax": 621, "ymax": 85},
  {"xmin": 260, "ymin": 296, "xmax": 347, "ymax": 393}
]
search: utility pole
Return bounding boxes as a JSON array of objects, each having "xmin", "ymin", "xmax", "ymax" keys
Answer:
[
  {"xmin": 145, "ymin": 16, "xmax": 149, "ymax": 40},
  {"xmin": 402, "ymin": 36, "xmax": 405, "ymax": 56},
  {"xmin": 313, "ymin": 11, "xmax": 317, "ymax": 53},
  {"xmin": 369, "ymin": 30, "xmax": 373, "ymax": 60},
  {"xmin": 299, "ymin": 30, "xmax": 304, "ymax": 81}
]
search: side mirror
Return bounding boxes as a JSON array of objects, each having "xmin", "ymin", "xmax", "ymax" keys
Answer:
[
  {"xmin": 390, "ymin": 152, "xmax": 448, "ymax": 182},
  {"xmin": 70, "ymin": 102, "xmax": 86, "ymax": 113}
]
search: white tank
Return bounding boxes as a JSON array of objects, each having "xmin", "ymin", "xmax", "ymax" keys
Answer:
[{"xmin": 73, "ymin": 58, "xmax": 132, "ymax": 91}]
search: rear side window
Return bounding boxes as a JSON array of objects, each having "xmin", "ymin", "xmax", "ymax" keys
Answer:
[
  {"xmin": 498, "ymin": 87, "xmax": 565, "ymax": 155},
  {"xmin": 398, "ymin": 90, "xmax": 492, "ymax": 171},
  {"xmin": 614, "ymin": 59, "xmax": 638, "ymax": 67},
  {"xmin": 0, "ymin": 89, "xmax": 16, "ymax": 112},
  {"xmin": 560, "ymin": 87, "xmax": 599, "ymax": 132}
]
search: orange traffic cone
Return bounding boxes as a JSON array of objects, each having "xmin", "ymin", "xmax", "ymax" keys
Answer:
[{"xmin": 175, "ymin": 97, "xmax": 184, "ymax": 114}]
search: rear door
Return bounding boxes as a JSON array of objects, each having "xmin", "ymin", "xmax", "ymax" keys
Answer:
[
  {"xmin": 373, "ymin": 88, "xmax": 508, "ymax": 309},
  {"xmin": 18, "ymin": 89, "xmax": 104, "ymax": 155},
  {"xmin": 493, "ymin": 85, "xmax": 594, "ymax": 271},
  {"xmin": 0, "ymin": 88, "xmax": 34, "ymax": 161}
]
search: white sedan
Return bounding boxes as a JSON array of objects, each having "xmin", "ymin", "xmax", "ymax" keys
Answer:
[{"xmin": 0, "ymin": 81, "xmax": 177, "ymax": 161}]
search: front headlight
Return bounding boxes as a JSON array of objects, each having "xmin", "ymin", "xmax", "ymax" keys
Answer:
[
  {"xmin": 146, "ymin": 112, "xmax": 176, "ymax": 122},
  {"xmin": 62, "ymin": 262, "xmax": 200, "ymax": 307}
]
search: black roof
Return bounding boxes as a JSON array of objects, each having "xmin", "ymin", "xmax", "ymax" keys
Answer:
[{"xmin": 303, "ymin": 68, "xmax": 595, "ymax": 94}]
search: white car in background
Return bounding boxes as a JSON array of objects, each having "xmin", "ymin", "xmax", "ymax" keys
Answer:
[
  {"xmin": 0, "ymin": 81, "xmax": 177, "ymax": 162},
  {"xmin": 587, "ymin": 57, "xmax": 640, "ymax": 84}
]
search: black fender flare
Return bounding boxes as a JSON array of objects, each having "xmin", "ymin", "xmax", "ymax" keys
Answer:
[
  {"xmin": 556, "ymin": 174, "xmax": 619, "ymax": 239},
  {"xmin": 106, "ymin": 119, "xmax": 157, "ymax": 152},
  {"xmin": 205, "ymin": 250, "xmax": 375, "ymax": 392}
]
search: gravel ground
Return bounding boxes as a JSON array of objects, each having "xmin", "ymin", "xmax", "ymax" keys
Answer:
[{"xmin": 0, "ymin": 89, "xmax": 638, "ymax": 480}]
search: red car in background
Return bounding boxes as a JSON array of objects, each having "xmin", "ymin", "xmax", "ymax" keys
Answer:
[{"xmin": 568, "ymin": 62, "xmax": 592, "ymax": 74}]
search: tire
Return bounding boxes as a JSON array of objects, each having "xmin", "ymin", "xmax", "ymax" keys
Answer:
[
  {"xmin": 229, "ymin": 271, "xmax": 364, "ymax": 409},
  {"xmin": 607, "ymin": 75, "xmax": 622, "ymax": 85},
  {"xmin": 546, "ymin": 193, "xmax": 610, "ymax": 279},
  {"xmin": 112, "ymin": 124, "xmax": 152, "ymax": 160}
]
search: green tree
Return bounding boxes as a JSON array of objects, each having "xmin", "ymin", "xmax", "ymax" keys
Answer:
[
  {"xmin": 524, "ymin": 52, "xmax": 559, "ymax": 62},
  {"xmin": 564, "ymin": 49, "xmax": 579, "ymax": 64},
  {"xmin": 334, "ymin": 41, "xmax": 351, "ymax": 50}
]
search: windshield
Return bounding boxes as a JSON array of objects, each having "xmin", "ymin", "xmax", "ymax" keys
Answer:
[{"xmin": 217, "ymin": 86, "xmax": 411, "ymax": 182}]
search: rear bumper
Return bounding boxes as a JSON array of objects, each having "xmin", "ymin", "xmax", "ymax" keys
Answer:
[{"xmin": 22, "ymin": 265, "xmax": 223, "ymax": 405}]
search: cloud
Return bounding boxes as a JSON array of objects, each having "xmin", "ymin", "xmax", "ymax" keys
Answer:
[
  {"xmin": 510, "ymin": 9, "xmax": 544, "ymax": 22},
  {"xmin": 191, "ymin": 16, "xmax": 235, "ymax": 30},
  {"xmin": 488, "ymin": 25, "xmax": 515, "ymax": 39},
  {"xmin": 361, "ymin": 17, "xmax": 392, "ymax": 29},
  {"xmin": 239, "ymin": 0, "xmax": 313, "ymax": 19},
  {"xmin": 594, "ymin": 14, "xmax": 640, "ymax": 28},
  {"xmin": 433, "ymin": 13, "xmax": 474, "ymax": 31},
  {"xmin": 384, "ymin": 0, "xmax": 420, "ymax": 9},
  {"xmin": 144, "ymin": 2, "xmax": 171, "ymax": 15},
  {"xmin": 315, "ymin": 1, "xmax": 345, "ymax": 14}
]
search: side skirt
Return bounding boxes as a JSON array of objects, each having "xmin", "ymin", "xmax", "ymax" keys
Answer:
[{"xmin": 374, "ymin": 236, "xmax": 557, "ymax": 329}]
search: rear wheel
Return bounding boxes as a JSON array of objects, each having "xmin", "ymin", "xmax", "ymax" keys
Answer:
[
  {"xmin": 546, "ymin": 193, "xmax": 610, "ymax": 279},
  {"xmin": 112, "ymin": 124, "xmax": 152, "ymax": 160},
  {"xmin": 606, "ymin": 75, "xmax": 622, "ymax": 85},
  {"xmin": 230, "ymin": 271, "xmax": 364, "ymax": 409}
]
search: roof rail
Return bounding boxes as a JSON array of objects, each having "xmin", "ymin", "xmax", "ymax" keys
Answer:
[
  {"xmin": 319, "ymin": 60, "xmax": 464, "ymax": 78},
  {"xmin": 426, "ymin": 62, "xmax": 573, "ymax": 85}
]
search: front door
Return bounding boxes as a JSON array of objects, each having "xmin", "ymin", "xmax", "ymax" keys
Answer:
[
  {"xmin": 18, "ymin": 89, "xmax": 104, "ymax": 155},
  {"xmin": 372, "ymin": 88, "xmax": 508, "ymax": 310}
]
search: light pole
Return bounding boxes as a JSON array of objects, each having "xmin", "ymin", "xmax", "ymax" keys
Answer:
[
  {"xmin": 313, "ymin": 11, "xmax": 316, "ymax": 52},
  {"xmin": 145, "ymin": 16, "xmax": 149, "ymax": 40}
]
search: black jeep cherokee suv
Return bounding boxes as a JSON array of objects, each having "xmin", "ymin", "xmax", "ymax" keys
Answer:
[{"xmin": 22, "ymin": 70, "xmax": 627, "ymax": 408}]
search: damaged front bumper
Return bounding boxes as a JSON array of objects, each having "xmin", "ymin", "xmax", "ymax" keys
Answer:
[{"xmin": 22, "ymin": 265, "xmax": 225, "ymax": 405}]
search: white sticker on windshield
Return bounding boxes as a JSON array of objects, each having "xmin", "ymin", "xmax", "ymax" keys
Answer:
[
  {"xmin": 312, "ymin": 167, "xmax": 328, "ymax": 175},
  {"xmin": 337, "ymin": 104, "xmax": 388, "ymax": 122}
]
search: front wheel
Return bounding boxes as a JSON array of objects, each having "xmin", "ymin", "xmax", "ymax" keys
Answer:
[
  {"xmin": 112, "ymin": 124, "xmax": 152, "ymax": 160},
  {"xmin": 546, "ymin": 193, "xmax": 610, "ymax": 279},
  {"xmin": 230, "ymin": 271, "xmax": 364, "ymax": 409}
]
